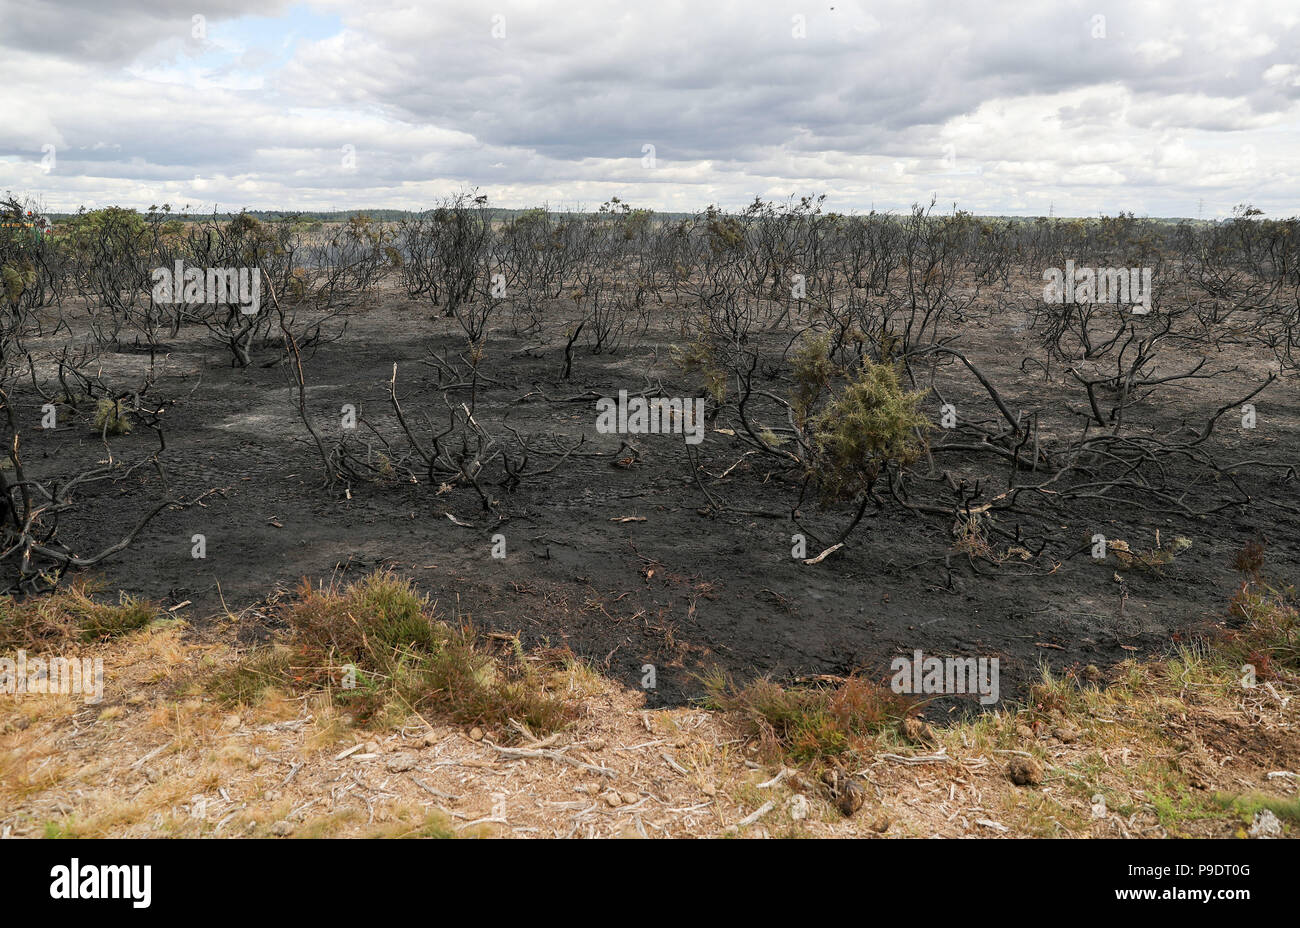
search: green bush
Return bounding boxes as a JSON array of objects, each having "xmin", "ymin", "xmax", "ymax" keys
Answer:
[{"xmin": 808, "ymin": 356, "xmax": 930, "ymax": 502}]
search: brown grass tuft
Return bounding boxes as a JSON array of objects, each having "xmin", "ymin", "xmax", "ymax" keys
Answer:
[{"xmin": 704, "ymin": 670, "xmax": 916, "ymax": 766}]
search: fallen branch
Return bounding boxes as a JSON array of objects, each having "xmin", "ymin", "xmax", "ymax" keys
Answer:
[{"xmin": 483, "ymin": 740, "xmax": 616, "ymax": 778}]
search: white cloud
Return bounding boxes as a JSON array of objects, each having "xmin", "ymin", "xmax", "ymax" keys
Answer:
[{"xmin": 0, "ymin": 0, "xmax": 1296, "ymax": 216}]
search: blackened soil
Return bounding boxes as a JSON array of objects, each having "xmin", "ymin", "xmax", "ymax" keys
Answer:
[{"xmin": 20, "ymin": 289, "xmax": 1300, "ymax": 714}]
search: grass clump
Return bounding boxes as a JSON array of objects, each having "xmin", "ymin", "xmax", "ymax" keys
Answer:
[
  {"xmin": 1215, "ymin": 792, "xmax": 1300, "ymax": 830},
  {"xmin": 290, "ymin": 569, "xmax": 441, "ymax": 659},
  {"xmin": 704, "ymin": 671, "xmax": 916, "ymax": 766},
  {"xmin": 1219, "ymin": 576, "xmax": 1298, "ymax": 685},
  {"xmin": 206, "ymin": 646, "xmax": 293, "ymax": 707},
  {"xmin": 0, "ymin": 585, "xmax": 157, "ymax": 651},
  {"xmin": 218, "ymin": 570, "xmax": 578, "ymax": 737}
]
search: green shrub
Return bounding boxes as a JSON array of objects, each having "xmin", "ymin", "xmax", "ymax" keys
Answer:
[
  {"xmin": 92, "ymin": 399, "xmax": 132, "ymax": 436},
  {"xmin": 808, "ymin": 357, "xmax": 930, "ymax": 502}
]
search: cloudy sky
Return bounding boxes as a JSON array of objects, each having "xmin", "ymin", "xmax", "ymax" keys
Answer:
[{"xmin": 1, "ymin": 0, "xmax": 1297, "ymax": 217}]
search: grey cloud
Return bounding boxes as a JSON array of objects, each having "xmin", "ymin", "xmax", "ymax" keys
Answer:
[{"xmin": 0, "ymin": 0, "xmax": 1296, "ymax": 216}]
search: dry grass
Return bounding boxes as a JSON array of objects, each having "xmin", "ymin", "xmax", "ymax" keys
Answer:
[
  {"xmin": 209, "ymin": 570, "xmax": 578, "ymax": 737},
  {"xmin": 0, "ymin": 563, "xmax": 1296, "ymax": 838},
  {"xmin": 0, "ymin": 584, "xmax": 157, "ymax": 651},
  {"xmin": 703, "ymin": 671, "xmax": 916, "ymax": 767}
]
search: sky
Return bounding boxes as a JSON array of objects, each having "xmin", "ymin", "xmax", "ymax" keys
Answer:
[{"xmin": 1, "ymin": 0, "xmax": 1297, "ymax": 218}]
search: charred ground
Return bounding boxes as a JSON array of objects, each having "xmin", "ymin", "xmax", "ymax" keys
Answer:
[{"xmin": 4, "ymin": 201, "xmax": 1298, "ymax": 711}]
